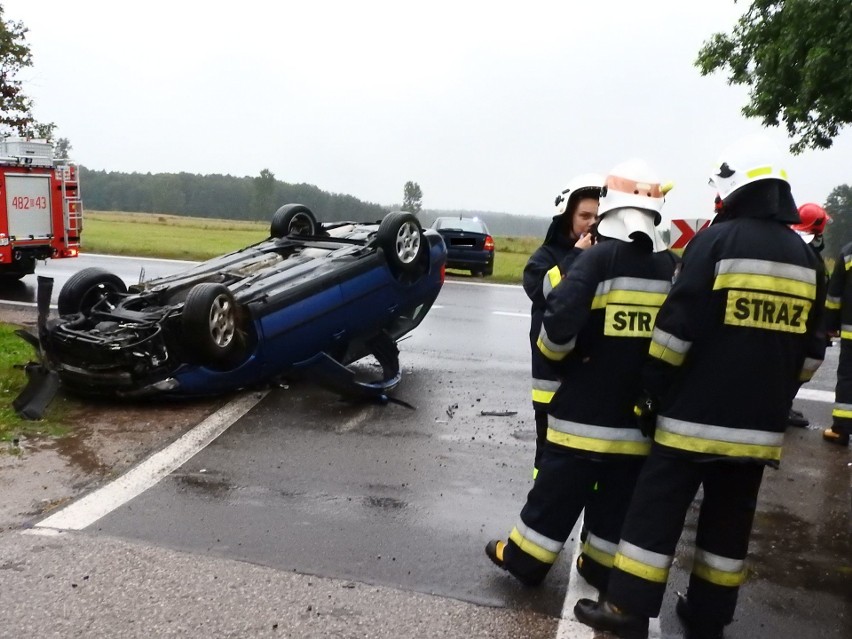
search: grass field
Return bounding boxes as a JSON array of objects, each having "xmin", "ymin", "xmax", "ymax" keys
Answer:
[
  {"xmin": 0, "ymin": 325, "xmax": 71, "ymax": 442},
  {"xmin": 83, "ymin": 211, "xmax": 540, "ymax": 283}
]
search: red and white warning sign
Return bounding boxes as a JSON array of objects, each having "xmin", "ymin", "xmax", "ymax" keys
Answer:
[{"xmin": 669, "ymin": 218, "xmax": 711, "ymax": 252}]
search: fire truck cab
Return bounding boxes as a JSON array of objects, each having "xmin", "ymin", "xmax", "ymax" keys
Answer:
[{"xmin": 0, "ymin": 137, "xmax": 82, "ymax": 282}]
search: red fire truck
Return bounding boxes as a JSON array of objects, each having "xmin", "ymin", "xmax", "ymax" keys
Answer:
[{"xmin": 0, "ymin": 137, "xmax": 82, "ymax": 282}]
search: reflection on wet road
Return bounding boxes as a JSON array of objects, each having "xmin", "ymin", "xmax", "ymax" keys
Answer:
[{"xmin": 9, "ymin": 257, "xmax": 852, "ymax": 638}]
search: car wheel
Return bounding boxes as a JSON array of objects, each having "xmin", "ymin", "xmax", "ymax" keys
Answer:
[
  {"xmin": 58, "ymin": 267, "xmax": 128, "ymax": 316},
  {"xmin": 270, "ymin": 204, "xmax": 317, "ymax": 238},
  {"xmin": 182, "ymin": 283, "xmax": 243, "ymax": 366},
  {"xmin": 376, "ymin": 212, "xmax": 425, "ymax": 276}
]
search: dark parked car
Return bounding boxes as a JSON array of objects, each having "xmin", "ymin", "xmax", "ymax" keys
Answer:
[
  {"xmin": 430, "ymin": 216, "xmax": 494, "ymax": 276},
  {"xmin": 14, "ymin": 205, "xmax": 446, "ymax": 415}
]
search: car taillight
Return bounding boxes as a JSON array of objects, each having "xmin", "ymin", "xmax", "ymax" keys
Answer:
[
  {"xmin": 440, "ymin": 264, "xmax": 446, "ymax": 283},
  {"xmin": 484, "ymin": 235, "xmax": 495, "ymax": 251}
]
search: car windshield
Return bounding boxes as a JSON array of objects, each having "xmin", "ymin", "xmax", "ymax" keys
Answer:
[{"xmin": 433, "ymin": 218, "xmax": 487, "ymax": 233}]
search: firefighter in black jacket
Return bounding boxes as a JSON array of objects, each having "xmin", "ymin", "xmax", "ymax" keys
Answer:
[
  {"xmin": 788, "ymin": 202, "xmax": 831, "ymax": 428},
  {"xmin": 485, "ymin": 159, "xmax": 678, "ymax": 589},
  {"xmin": 523, "ymin": 173, "xmax": 603, "ymax": 477},
  {"xmin": 823, "ymin": 239, "xmax": 852, "ymax": 446},
  {"xmin": 574, "ymin": 135, "xmax": 827, "ymax": 639}
]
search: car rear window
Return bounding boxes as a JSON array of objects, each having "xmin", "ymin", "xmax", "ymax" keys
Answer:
[{"xmin": 433, "ymin": 218, "xmax": 487, "ymax": 233}]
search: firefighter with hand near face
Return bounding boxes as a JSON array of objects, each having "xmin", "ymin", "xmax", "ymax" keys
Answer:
[
  {"xmin": 523, "ymin": 174, "xmax": 604, "ymax": 478},
  {"xmin": 574, "ymin": 135, "xmax": 827, "ymax": 639},
  {"xmin": 486, "ymin": 159, "xmax": 678, "ymax": 591}
]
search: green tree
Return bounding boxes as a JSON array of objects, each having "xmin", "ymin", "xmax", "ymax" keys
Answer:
[
  {"xmin": 402, "ymin": 181, "xmax": 422, "ymax": 215},
  {"xmin": 0, "ymin": 6, "xmax": 54, "ymax": 136},
  {"xmin": 824, "ymin": 185, "xmax": 852, "ymax": 260},
  {"xmin": 696, "ymin": 0, "xmax": 852, "ymax": 154},
  {"xmin": 251, "ymin": 168, "xmax": 277, "ymax": 217},
  {"xmin": 55, "ymin": 137, "xmax": 72, "ymax": 158}
]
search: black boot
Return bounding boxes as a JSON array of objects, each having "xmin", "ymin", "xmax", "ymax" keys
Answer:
[
  {"xmin": 823, "ymin": 427, "xmax": 850, "ymax": 446},
  {"xmin": 573, "ymin": 598, "xmax": 649, "ymax": 639},
  {"xmin": 786, "ymin": 408, "xmax": 809, "ymax": 428},
  {"xmin": 485, "ymin": 540, "xmax": 545, "ymax": 587},
  {"xmin": 485, "ymin": 540, "xmax": 506, "ymax": 569},
  {"xmin": 675, "ymin": 593, "xmax": 724, "ymax": 639}
]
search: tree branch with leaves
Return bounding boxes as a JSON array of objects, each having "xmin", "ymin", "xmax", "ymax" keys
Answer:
[
  {"xmin": 0, "ymin": 5, "xmax": 55, "ymax": 138},
  {"xmin": 696, "ymin": 0, "xmax": 852, "ymax": 154}
]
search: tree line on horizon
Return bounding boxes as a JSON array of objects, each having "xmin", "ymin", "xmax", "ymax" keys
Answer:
[{"xmin": 78, "ymin": 166, "xmax": 554, "ymax": 236}]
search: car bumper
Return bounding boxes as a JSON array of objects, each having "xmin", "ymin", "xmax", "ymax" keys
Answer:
[{"xmin": 445, "ymin": 250, "xmax": 493, "ymax": 270}]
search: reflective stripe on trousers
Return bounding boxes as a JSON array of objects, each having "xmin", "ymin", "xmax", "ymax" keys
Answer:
[
  {"xmin": 548, "ymin": 417, "xmax": 651, "ymax": 456},
  {"xmin": 531, "ymin": 377, "xmax": 560, "ymax": 404},
  {"xmin": 655, "ymin": 416, "xmax": 783, "ymax": 461}
]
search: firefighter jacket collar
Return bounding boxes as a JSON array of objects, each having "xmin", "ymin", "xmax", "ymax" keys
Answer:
[{"xmin": 542, "ymin": 214, "xmax": 577, "ymax": 247}]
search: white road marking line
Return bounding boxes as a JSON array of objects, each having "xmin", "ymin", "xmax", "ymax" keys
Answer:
[
  {"xmin": 795, "ymin": 388, "xmax": 835, "ymax": 403},
  {"xmin": 557, "ymin": 523, "xmax": 661, "ymax": 638},
  {"xmin": 444, "ymin": 279, "xmax": 520, "ymax": 290},
  {"xmin": 0, "ymin": 299, "xmax": 57, "ymax": 309},
  {"xmin": 492, "ymin": 311, "xmax": 529, "ymax": 318},
  {"xmin": 82, "ymin": 252, "xmax": 199, "ymax": 265},
  {"xmin": 31, "ymin": 391, "xmax": 267, "ymax": 532}
]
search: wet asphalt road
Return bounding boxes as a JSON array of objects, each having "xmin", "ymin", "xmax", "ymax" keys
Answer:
[{"xmin": 1, "ymin": 256, "xmax": 850, "ymax": 638}]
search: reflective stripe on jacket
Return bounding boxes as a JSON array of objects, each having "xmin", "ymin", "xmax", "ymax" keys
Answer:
[
  {"xmin": 540, "ymin": 239, "xmax": 678, "ymax": 456},
  {"xmin": 523, "ymin": 234, "xmax": 581, "ymax": 408},
  {"xmin": 643, "ymin": 217, "xmax": 827, "ymax": 466}
]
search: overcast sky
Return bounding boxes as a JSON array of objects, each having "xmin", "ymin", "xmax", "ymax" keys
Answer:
[{"xmin": 6, "ymin": 0, "xmax": 852, "ymax": 225}]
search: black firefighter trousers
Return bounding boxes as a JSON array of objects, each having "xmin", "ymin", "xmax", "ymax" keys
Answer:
[
  {"xmin": 605, "ymin": 451, "xmax": 765, "ymax": 628},
  {"xmin": 832, "ymin": 337, "xmax": 852, "ymax": 434},
  {"xmin": 503, "ymin": 444, "xmax": 646, "ymax": 588}
]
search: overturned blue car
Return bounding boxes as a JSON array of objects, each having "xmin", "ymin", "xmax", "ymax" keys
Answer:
[{"xmin": 15, "ymin": 206, "xmax": 446, "ymax": 415}]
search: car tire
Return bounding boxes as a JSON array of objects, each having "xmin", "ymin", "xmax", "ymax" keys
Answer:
[
  {"xmin": 58, "ymin": 267, "xmax": 128, "ymax": 316},
  {"xmin": 182, "ymin": 283, "xmax": 243, "ymax": 366},
  {"xmin": 376, "ymin": 212, "xmax": 425, "ymax": 276},
  {"xmin": 270, "ymin": 204, "xmax": 317, "ymax": 238}
]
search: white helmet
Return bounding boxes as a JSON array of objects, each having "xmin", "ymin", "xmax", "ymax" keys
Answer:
[
  {"xmin": 709, "ymin": 134, "xmax": 789, "ymax": 202},
  {"xmin": 596, "ymin": 159, "xmax": 667, "ymax": 252},
  {"xmin": 554, "ymin": 172, "xmax": 605, "ymax": 215}
]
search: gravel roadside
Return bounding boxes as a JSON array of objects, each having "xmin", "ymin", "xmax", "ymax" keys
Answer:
[{"xmin": 0, "ymin": 304, "xmax": 226, "ymax": 531}]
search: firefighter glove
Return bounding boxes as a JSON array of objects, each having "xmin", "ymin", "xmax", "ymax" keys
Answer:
[{"xmin": 634, "ymin": 392, "xmax": 658, "ymax": 438}]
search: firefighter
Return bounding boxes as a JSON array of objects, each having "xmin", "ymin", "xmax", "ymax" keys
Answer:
[
  {"xmin": 788, "ymin": 203, "xmax": 831, "ymax": 428},
  {"xmin": 523, "ymin": 173, "xmax": 604, "ymax": 478},
  {"xmin": 823, "ymin": 237, "xmax": 852, "ymax": 446},
  {"xmin": 574, "ymin": 135, "xmax": 827, "ymax": 639},
  {"xmin": 485, "ymin": 159, "xmax": 678, "ymax": 590}
]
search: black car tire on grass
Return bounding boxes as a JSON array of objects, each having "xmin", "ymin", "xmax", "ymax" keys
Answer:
[
  {"xmin": 376, "ymin": 212, "xmax": 425, "ymax": 277},
  {"xmin": 270, "ymin": 204, "xmax": 318, "ymax": 238},
  {"xmin": 182, "ymin": 283, "xmax": 244, "ymax": 367},
  {"xmin": 58, "ymin": 267, "xmax": 128, "ymax": 316}
]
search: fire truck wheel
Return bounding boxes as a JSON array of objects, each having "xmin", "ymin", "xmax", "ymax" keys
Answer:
[
  {"xmin": 270, "ymin": 204, "xmax": 317, "ymax": 238},
  {"xmin": 182, "ymin": 283, "xmax": 246, "ymax": 367},
  {"xmin": 58, "ymin": 267, "xmax": 128, "ymax": 316}
]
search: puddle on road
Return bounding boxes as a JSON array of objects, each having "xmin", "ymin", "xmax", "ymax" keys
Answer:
[
  {"xmin": 748, "ymin": 505, "xmax": 851, "ymax": 594},
  {"xmin": 362, "ymin": 495, "xmax": 407, "ymax": 510},
  {"xmin": 171, "ymin": 471, "xmax": 234, "ymax": 497},
  {"xmin": 48, "ymin": 427, "xmax": 107, "ymax": 477}
]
